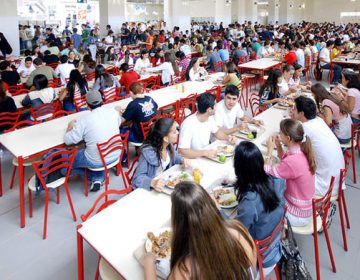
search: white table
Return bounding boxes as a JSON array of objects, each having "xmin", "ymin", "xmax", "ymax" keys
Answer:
[
  {"xmin": 0, "ymin": 80, "xmax": 216, "ymax": 228},
  {"xmin": 238, "ymin": 57, "xmax": 282, "ymax": 83},
  {"xmin": 76, "ymin": 106, "xmax": 286, "ymax": 280}
]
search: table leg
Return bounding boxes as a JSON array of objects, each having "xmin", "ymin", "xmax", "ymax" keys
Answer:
[
  {"xmin": 18, "ymin": 156, "xmax": 25, "ymax": 228},
  {"xmin": 261, "ymin": 70, "xmax": 265, "ymax": 86},
  {"xmin": 77, "ymin": 224, "xmax": 85, "ymax": 280},
  {"xmin": 330, "ymin": 62, "xmax": 333, "ymax": 83}
]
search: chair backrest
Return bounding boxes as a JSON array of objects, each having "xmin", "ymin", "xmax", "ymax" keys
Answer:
[
  {"xmin": 177, "ymin": 93, "xmax": 198, "ymax": 123},
  {"xmin": 86, "ymin": 71, "xmax": 96, "ymax": 81},
  {"xmin": 125, "ymin": 156, "xmax": 139, "ymax": 189},
  {"xmin": 12, "ymin": 88, "xmax": 30, "ymax": 96},
  {"xmin": 4, "ymin": 119, "xmax": 39, "ymax": 132},
  {"xmin": 47, "ymin": 62, "xmax": 59, "ymax": 70},
  {"xmin": 80, "ymin": 188, "xmax": 133, "ymax": 222},
  {"xmin": 32, "ymin": 148, "xmax": 77, "ymax": 190},
  {"xmin": 0, "ymin": 111, "xmax": 21, "ymax": 129},
  {"xmin": 205, "ymin": 86, "xmax": 221, "ymax": 102},
  {"xmin": 305, "ymin": 55, "xmax": 311, "ymax": 69},
  {"xmin": 30, "ymin": 102, "xmax": 59, "ymax": 122},
  {"xmin": 105, "ymin": 66, "xmax": 119, "ymax": 76},
  {"xmin": 351, "ymin": 123, "xmax": 360, "ymax": 151},
  {"xmin": 170, "ymin": 75, "xmax": 183, "ymax": 86},
  {"xmin": 48, "ymin": 78, "xmax": 61, "ymax": 88},
  {"xmin": 51, "ymin": 110, "xmax": 76, "ymax": 119},
  {"xmin": 8, "ymin": 85, "xmax": 24, "ymax": 94},
  {"xmin": 139, "ymin": 75, "xmax": 160, "ymax": 91},
  {"xmin": 255, "ymin": 213, "xmax": 286, "ymax": 280},
  {"xmin": 96, "ymin": 132, "xmax": 129, "ymax": 172},
  {"xmin": 102, "ymin": 86, "xmax": 117, "ymax": 103},
  {"xmin": 312, "ymin": 176, "xmax": 335, "ymax": 225},
  {"xmin": 249, "ymin": 93, "xmax": 261, "ymax": 117},
  {"xmin": 213, "ymin": 61, "xmax": 224, "ymax": 72},
  {"xmin": 74, "ymin": 89, "xmax": 88, "ymax": 111},
  {"xmin": 140, "ymin": 114, "xmax": 173, "ymax": 140}
]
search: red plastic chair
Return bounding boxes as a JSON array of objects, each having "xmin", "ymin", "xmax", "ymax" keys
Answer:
[
  {"xmin": 291, "ymin": 176, "xmax": 336, "ymax": 280},
  {"xmin": 30, "ymin": 102, "xmax": 59, "ymax": 122},
  {"xmin": 0, "ymin": 111, "xmax": 21, "ymax": 129},
  {"xmin": 47, "ymin": 62, "xmax": 59, "ymax": 70},
  {"xmin": 124, "ymin": 156, "xmax": 139, "ymax": 189},
  {"xmin": 51, "ymin": 110, "xmax": 76, "ymax": 119},
  {"xmin": 105, "ymin": 66, "xmax": 120, "ymax": 76},
  {"xmin": 84, "ymin": 132, "xmax": 129, "ymax": 197},
  {"xmin": 139, "ymin": 75, "xmax": 160, "ymax": 92},
  {"xmin": 213, "ymin": 61, "xmax": 224, "ymax": 72},
  {"xmin": 80, "ymin": 188, "xmax": 132, "ymax": 280},
  {"xmin": 102, "ymin": 86, "xmax": 117, "ymax": 104},
  {"xmin": 249, "ymin": 93, "xmax": 261, "ymax": 117},
  {"xmin": 12, "ymin": 88, "xmax": 30, "ymax": 96},
  {"xmin": 205, "ymin": 86, "xmax": 221, "ymax": 102},
  {"xmin": 140, "ymin": 114, "xmax": 173, "ymax": 140},
  {"xmin": 28, "ymin": 148, "xmax": 77, "ymax": 239},
  {"xmin": 176, "ymin": 93, "xmax": 198, "ymax": 124},
  {"xmin": 255, "ymin": 213, "xmax": 286, "ymax": 280},
  {"xmin": 8, "ymin": 85, "xmax": 24, "ymax": 94},
  {"xmin": 304, "ymin": 56, "xmax": 311, "ymax": 81},
  {"xmin": 74, "ymin": 92, "xmax": 88, "ymax": 112},
  {"xmin": 86, "ymin": 71, "xmax": 96, "ymax": 81}
]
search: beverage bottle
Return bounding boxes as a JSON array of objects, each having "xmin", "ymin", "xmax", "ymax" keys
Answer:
[
  {"xmin": 181, "ymin": 83, "xmax": 185, "ymax": 93},
  {"xmin": 193, "ymin": 169, "xmax": 201, "ymax": 184}
]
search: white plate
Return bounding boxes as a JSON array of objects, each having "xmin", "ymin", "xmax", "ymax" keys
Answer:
[
  {"xmin": 166, "ymin": 171, "xmax": 193, "ymax": 189},
  {"xmin": 145, "ymin": 227, "xmax": 172, "ymax": 260},
  {"xmin": 239, "ymin": 124, "xmax": 259, "ymax": 135},
  {"xmin": 212, "ymin": 186, "xmax": 238, "ymax": 209},
  {"xmin": 216, "ymin": 145, "xmax": 235, "ymax": 157}
]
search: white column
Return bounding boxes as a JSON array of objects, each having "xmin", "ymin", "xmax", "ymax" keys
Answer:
[
  {"xmin": 278, "ymin": 0, "xmax": 288, "ymax": 24},
  {"xmin": 235, "ymin": 0, "xmax": 258, "ymax": 23},
  {"xmin": 164, "ymin": 0, "xmax": 191, "ymax": 32},
  {"xmin": 215, "ymin": 0, "xmax": 232, "ymax": 26},
  {"xmin": 0, "ymin": 0, "xmax": 20, "ymax": 56},
  {"xmin": 99, "ymin": 0, "xmax": 127, "ymax": 35},
  {"xmin": 267, "ymin": 0, "xmax": 279, "ymax": 25}
]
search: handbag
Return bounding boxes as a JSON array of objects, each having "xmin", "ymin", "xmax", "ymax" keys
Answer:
[{"xmin": 280, "ymin": 217, "xmax": 312, "ymax": 280}]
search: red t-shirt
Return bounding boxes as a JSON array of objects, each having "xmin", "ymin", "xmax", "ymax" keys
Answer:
[
  {"xmin": 284, "ymin": 51, "xmax": 297, "ymax": 65},
  {"xmin": 119, "ymin": 71, "xmax": 141, "ymax": 94}
]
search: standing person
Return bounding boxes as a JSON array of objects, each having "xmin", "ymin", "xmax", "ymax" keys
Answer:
[
  {"xmin": 142, "ymin": 181, "xmax": 256, "ymax": 280},
  {"xmin": 265, "ymin": 119, "xmax": 316, "ymax": 226},
  {"xmin": 81, "ymin": 24, "xmax": 90, "ymax": 50},
  {"xmin": 64, "ymin": 90, "xmax": 122, "ymax": 191},
  {"xmin": 71, "ymin": 28, "xmax": 82, "ymax": 51},
  {"xmin": 291, "ymin": 96, "xmax": 344, "ymax": 197},
  {"xmin": 119, "ymin": 82, "xmax": 158, "ymax": 143},
  {"xmin": 0, "ymin": 32, "xmax": 12, "ymax": 58},
  {"xmin": 144, "ymin": 30, "xmax": 154, "ymax": 51},
  {"xmin": 233, "ymin": 141, "xmax": 285, "ymax": 276}
]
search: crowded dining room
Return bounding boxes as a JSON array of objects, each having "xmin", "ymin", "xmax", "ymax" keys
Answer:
[{"xmin": 1, "ymin": 0, "xmax": 360, "ymax": 279}]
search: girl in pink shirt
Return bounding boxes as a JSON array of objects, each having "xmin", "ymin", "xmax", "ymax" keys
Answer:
[{"xmin": 265, "ymin": 119, "xmax": 317, "ymax": 226}]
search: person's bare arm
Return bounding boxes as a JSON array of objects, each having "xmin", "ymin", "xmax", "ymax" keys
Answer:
[{"xmin": 179, "ymin": 148, "xmax": 216, "ymax": 159}]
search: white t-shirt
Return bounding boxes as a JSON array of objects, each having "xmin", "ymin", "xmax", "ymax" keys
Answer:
[
  {"xmin": 178, "ymin": 114, "xmax": 219, "ymax": 150},
  {"xmin": 17, "ymin": 64, "xmax": 35, "ymax": 78},
  {"xmin": 278, "ymin": 78, "xmax": 289, "ymax": 96},
  {"xmin": 319, "ymin": 47, "xmax": 330, "ymax": 66},
  {"xmin": 147, "ymin": 62, "xmax": 174, "ymax": 85},
  {"xmin": 134, "ymin": 58, "xmax": 151, "ymax": 72},
  {"xmin": 55, "ymin": 63, "xmax": 75, "ymax": 85},
  {"xmin": 302, "ymin": 117, "xmax": 344, "ymax": 196},
  {"xmin": 347, "ymin": 88, "xmax": 360, "ymax": 115},
  {"xmin": 296, "ymin": 48, "xmax": 305, "ymax": 67},
  {"xmin": 214, "ymin": 100, "xmax": 244, "ymax": 129}
]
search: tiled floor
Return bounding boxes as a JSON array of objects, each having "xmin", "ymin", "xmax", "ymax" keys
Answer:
[{"xmin": 1, "ymin": 86, "xmax": 360, "ymax": 279}]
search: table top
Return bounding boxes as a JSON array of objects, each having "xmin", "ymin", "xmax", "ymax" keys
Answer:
[
  {"xmin": 332, "ymin": 57, "xmax": 360, "ymax": 65},
  {"xmin": 0, "ymin": 80, "xmax": 215, "ymax": 158},
  {"xmin": 76, "ymin": 106, "xmax": 286, "ymax": 280},
  {"xmin": 238, "ymin": 58, "xmax": 282, "ymax": 70}
]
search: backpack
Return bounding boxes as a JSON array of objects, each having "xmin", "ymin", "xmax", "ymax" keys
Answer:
[
  {"xmin": 35, "ymin": 148, "xmax": 67, "ymax": 193},
  {"xmin": 280, "ymin": 218, "xmax": 312, "ymax": 280}
]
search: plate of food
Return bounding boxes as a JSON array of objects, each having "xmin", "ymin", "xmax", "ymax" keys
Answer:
[
  {"xmin": 212, "ymin": 186, "xmax": 238, "ymax": 209},
  {"xmin": 166, "ymin": 171, "xmax": 193, "ymax": 189},
  {"xmin": 217, "ymin": 144, "xmax": 235, "ymax": 157},
  {"xmin": 238, "ymin": 124, "xmax": 259, "ymax": 135},
  {"xmin": 145, "ymin": 228, "xmax": 172, "ymax": 259}
]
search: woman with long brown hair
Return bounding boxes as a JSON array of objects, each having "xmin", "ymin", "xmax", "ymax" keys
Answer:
[
  {"xmin": 142, "ymin": 181, "xmax": 256, "ymax": 280},
  {"xmin": 311, "ymin": 83, "xmax": 352, "ymax": 144},
  {"xmin": 266, "ymin": 118, "xmax": 316, "ymax": 226}
]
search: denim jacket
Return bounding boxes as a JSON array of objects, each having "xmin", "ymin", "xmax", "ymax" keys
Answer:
[
  {"xmin": 132, "ymin": 144, "xmax": 183, "ymax": 190},
  {"xmin": 235, "ymin": 175, "xmax": 286, "ymax": 268}
]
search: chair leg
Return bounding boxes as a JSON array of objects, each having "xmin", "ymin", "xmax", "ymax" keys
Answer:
[
  {"xmin": 342, "ymin": 192, "xmax": 350, "ymax": 229},
  {"xmin": 43, "ymin": 190, "xmax": 49, "ymax": 239},
  {"xmin": 351, "ymin": 146, "xmax": 357, "ymax": 183},
  {"xmin": 337, "ymin": 198, "xmax": 348, "ymax": 251},
  {"xmin": 94, "ymin": 256, "xmax": 101, "ymax": 280},
  {"xmin": 64, "ymin": 182, "xmax": 77, "ymax": 222},
  {"xmin": 84, "ymin": 169, "xmax": 89, "ymax": 197},
  {"xmin": 313, "ymin": 230, "xmax": 321, "ymax": 280},
  {"xmin": 56, "ymin": 188, "xmax": 60, "ymax": 204},
  {"xmin": 323, "ymin": 226, "xmax": 337, "ymax": 273},
  {"xmin": 0, "ymin": 160, "xmax": 2, "ymax": 197},
  {"xmin": 10, "ymin": 166, "xmax": 17, "ymax": 189},
  {"xmin": 28, "ymin": 189, "xmax": 33, "ymax": 218},
  {"xmin": 275, "ymin": 265, "xmax": 281, "ymax": 280}
]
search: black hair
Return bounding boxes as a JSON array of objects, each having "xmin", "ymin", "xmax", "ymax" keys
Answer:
[
  {"xmin": 0, "ymin": 61, "xmax": 10, "ymax": 70},
  {"xmin": 25, "ymin": 56, "xmax": 33, "ymax": 63},
  {"xmin": 294, "ymin": 96, "xmax": 317, "ymax": 120},
  {"xmin": 197, "ymin": 93, "xmax": 216, "ymax": 114},
  {"xmin": 342, "ymin": 70, "xmax": 360, "ymax": 91},
  {"xmin": 60, "ymin": 55, "xmax": 68, "ymax": 64},
  {"xmin": 33, "ymin": 74, "xmax": 48, "ymax": 90},
  {"xmin": 233, "ymin": 141, "xmax": 280, "ymax": 213},
  {"xmin": 67, "ymin": 69, "xmax": 88, "ymax": 102},
  {"xmin": 33, "ymin": 58, "xmax": 43, "ymax": 66},
  {"xmin": 120, "ymin": 63, "xmax": 129, "ymax": 72},
  {"xmin": 326, "ymin": 40, "xmax": 334, "ymax": 48},
  {"xmin": 175, "ymin": 51, "xmax": 185, "ymax": 60},
  {"xmin": 224, "ymin": 85, "xmax": 239, "ymax": 97},
  {"xmin": 185, "ymin": 57, "xmax": 199, "ymax": 81}
]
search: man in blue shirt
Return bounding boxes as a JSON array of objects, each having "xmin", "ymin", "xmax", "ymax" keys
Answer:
[
  {"xmin": 217, "ymin": 40, "xmax": 229, "ymax": 62},
  {"xmin": 206, "ymin": 46, "xmax": 221, "ymax": 72},
  {"xmin": 71, "ymin": 28, "xmax": 82, "ymax": 50}
]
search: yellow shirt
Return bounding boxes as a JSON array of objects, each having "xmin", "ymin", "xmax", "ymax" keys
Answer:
[{"xmin": 330, "ymin": 48, "xmax": 341, "ymax": 60}]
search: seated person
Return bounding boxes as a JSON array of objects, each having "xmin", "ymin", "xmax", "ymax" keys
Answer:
[
  {"xmin": 265, "ymin": 119, "xmax": 316, "ymax": 226},
  {"xmin": 222, "ymin": 62, "xmax": 241, "ymax": 89},
  {"xmin": 116, "ymin": 50, "xmax": 134, "ymax": 67},
  {"xmin": 92, "ymin": 64, "xmax": 120, "ymax": 93},
  {"xmin": 134, "ymin": 50, "xmax": 151, "ymax": 73},
  {"xmin": 26, "ymin": 58, "xmax": 58, "ymax": 88},
  {"xmin": 142, "ymin": 181, "xmax": 256, "ymax": 279},
  {"xmin": 119, "ymin": 63, "xmax": 140, "ymax": 95},
  {"xmin": 119, "ymin": 82, "xmax": 158, "ymax": 143},
  {"xmin": 178, "ymin": 93, "xmax": 236, "ymax": 159},
  {"xmin": 0, "ymin": 80, "xmax": 18, "ymax": 132},
  {"xmin": 64, "ymin": 90, "xmax": 122, "ymax": 191},
  {"xmin": 289, "ymin": 63, "xmax": 312, "ymax": 91},
  {"xmin": 132, "ymin": 117, "xmax": 190, "ymax": 191},
  {"xmin": 21, "ymin": 74, "xmax": 58, "ymax": 108},
  {"xmin": 291, "ymin": 96, "xmax": 344, "ymax": 196},
  {"xmin": 279, "ymin": 64, "xmax": 296, "ymax": 96},
  {"xmin": 17, "ymin": 57, "xmax": 35, "ymax": 79},
  {"xmin": 214, "ymin": 85, "xmax": 263, "ymax": 135},
  {"xmin": 55, "ymin": 55, "xmax": 75, "ymax": 85},
  {"xmin": 43, "ymin": 50, "xmax": 60, "ymax": 65},
  {"xmin": 0, "ymin": 61, "xmax": 20, "ymax": 86},
  {"xmin": 185, "ymin": 57, "xmax": 208, "ymax": 81},
  {"xmin": 234, "ymin": 141, "xmax": 285, "ymax": 276},
  {"xmin": 259, "ymin": 69, "xmax": 285, "ymax": 108}
]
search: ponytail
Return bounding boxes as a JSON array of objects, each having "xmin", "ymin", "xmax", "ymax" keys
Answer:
[{"xmin": 300, "ymin": 135, "xmax": 317, "ymax": 175}]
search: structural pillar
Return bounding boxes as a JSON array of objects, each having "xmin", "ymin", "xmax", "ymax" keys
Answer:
[
  {"xmin": 267, "ymin": 0, "xmax": 279, "ymax": 25},
  {"xmin": 99, "ymin": 0, "xmax": 127, "ymax": 35},
  {"xmin": 215, "ymin": 0, "xmax": 232, "ymax": 26},
  {"xmin": 163, "ymin": 0, "xmax": 191, "ymax": 32},
  {"xmin": 278, "ymin": 0, "xmax": 288, "ymax": 24}
]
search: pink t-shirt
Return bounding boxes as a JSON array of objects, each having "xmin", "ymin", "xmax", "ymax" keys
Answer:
[
  {"xmin": 322, "ymin": 99, "xmax": 352, "ymax": 139},
  {"xmin": 347, "ymin": 88, "xmax": 360, "ymax": 116},
  {"xmin": 265, "ymin": 146, "xmax": 315, "ymax": 218}
]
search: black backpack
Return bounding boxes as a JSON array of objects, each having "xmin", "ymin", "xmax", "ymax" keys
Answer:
[{"xmin": 280, "ymin": 218, "xmax": 312, "ymax": 280}]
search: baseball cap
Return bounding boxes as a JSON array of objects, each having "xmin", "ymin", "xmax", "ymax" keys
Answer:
[{"xmin": 86, "ymin": 90, "xmax": 103, "ymax": 106}]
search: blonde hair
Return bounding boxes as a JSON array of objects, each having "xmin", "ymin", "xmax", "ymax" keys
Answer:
[{"xmin": 280, "ymin": 119, "xmax": 317, "ymax": 174}]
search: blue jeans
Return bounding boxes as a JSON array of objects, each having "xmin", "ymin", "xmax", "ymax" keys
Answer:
[
  {"xmin": 71, "ymin": 149, "xmax": 105, "ymax": 183},
  {"xmin": 63, "ymin": 100, "xmax": 76, "ymax": 112},
  {"xmin": 321, "ymin": 63, "xmax": 342, "ymax": 83},
  {"xmin": 120, "ymin": 127, "xmax": 141, "ymax": 143},
  {"xmin": 351, "ymin": 117, "xmax": 360, "ymax": 124}
]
